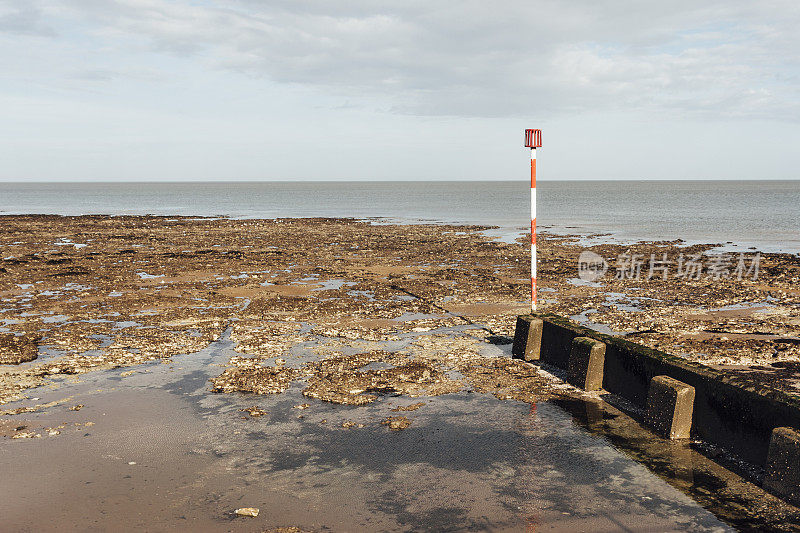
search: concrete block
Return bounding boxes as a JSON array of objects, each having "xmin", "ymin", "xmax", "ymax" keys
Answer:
[
  {"xmin": 567, "ymin": 337, "xmax": 605, "ymax": 391},
  {"xmin": 645, "ymin": 376, "xmax": 695, "ymax": 439},
  {"xmin": 764, "ymin": 427, "xmax": 800, "ymax": 505},
  {"xmin": 582, "ymin": 399, "xmax": 604, "ymax": 428},
  {"xmin": 512, "ymin": 315, "xmax": 543, "ymax": 362}
]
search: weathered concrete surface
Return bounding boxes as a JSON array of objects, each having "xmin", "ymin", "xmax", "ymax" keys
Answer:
[
  {"xmin": 512, "ymin": 316, "xmax": 543, "ymax": 362},
  {"xmin": 764, "ymin": 427, "xmax": 800, "ymax": 505},
  {"xmin": 518, "ymin": 313, "xmax": 800, "ymax": 467},
  {"xmin": 645, "ymin": 375, "xmax": 695, "ymax": 439},
  {"xmin": 567, "ymin": 337, "xmax": 606, "ymax": 391}
]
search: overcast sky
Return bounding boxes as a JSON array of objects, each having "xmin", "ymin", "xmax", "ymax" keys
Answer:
[{"xmin": 1, "ymin": 0, "xmax": 799, "ymax": 181}]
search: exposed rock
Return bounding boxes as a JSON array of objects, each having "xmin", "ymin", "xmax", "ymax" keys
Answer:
[
  {"xmin": 382, "ymin": 415, "xmax": 412, "ymax": 430},
  {"xmin": 0, "ymin": 333, "xmax": 40, "ymax": 364},
  {"xmin": 391, "ymin": 402, "xmax": 426, "ymax": 412},
  {"xmin": 210, "ymin": 366, "xmax": 299, "ymax": 395},
  {"xmin": 240, "ymin": 406, "xmax": 268, "ymax": 417},
  {"xmin": 1, "ymin": 215, "xmax": 798, "ymax": 405}
]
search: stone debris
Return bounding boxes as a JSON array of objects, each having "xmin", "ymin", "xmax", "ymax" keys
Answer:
[
  {"xmin": 12, "ymin": 429, "xmax": 40, "ymax": 439},
  {"xmin": 69, "ymin": 404, "xmax": 83, "ymax": 411},
  {"xmin": 459, "ymin": 358, "xmax": 560, "ymax": 403},
  {"xmin": 212, "ymin": 340, "xmax": 573, "ymax": 407},
  {"xmin": 210, "ymin": 366, "xmax": 299, "ymax": 395},
  {"xmin": 1, "ymin": 398, "xmax": 73, "ymax": 416},
  {"xmin": 301, "ymin": 352, "xmax": 461, "ymax": 406},
  {"xmin": 391, "ymin": 402, "xmax": 426, "ymax": 412},
  {"xmin": 382, "ymin": 416, "xmax": 412, "ymax": 431},
  {"xmin": 1, "ymin": 406, "xmax": 38, "ymax": 415},
  {"xmin": 42, "ymin": 423, "xmax": 67, "ymax": 436},
  {"xmin": 240, "ymin": 406, "xmax": 268, "ymax": 417},
  {"xmin": 234, "ymin": 507, "xmax": 259, "ymax": 517}
]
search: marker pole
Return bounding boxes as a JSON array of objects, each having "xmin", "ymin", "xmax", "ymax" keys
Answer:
[
  {"xmin": 524, "ymin": 129, "xmax": 542, "ymax": 314},
  {"xmin": 530, "ymin": 147, "xmax": 537, "ymax": 313}
]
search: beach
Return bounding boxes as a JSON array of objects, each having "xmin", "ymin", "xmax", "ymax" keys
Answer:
[
  {"xmin": 5, "ymin": 0, "xmax": 800, "ymax": 528},
  {"xmin": 1, "ymin": 214, "xmax": 800, "ymax": 530}
]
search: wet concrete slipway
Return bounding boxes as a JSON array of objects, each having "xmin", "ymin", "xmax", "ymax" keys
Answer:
[{"xmin": 0, "ymin": 326, "xmax": 791, "ymax": 532}]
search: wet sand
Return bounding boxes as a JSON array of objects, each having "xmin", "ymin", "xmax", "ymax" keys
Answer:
[
  {"xmin": 0, "ymin": 327, "xmax": 779, "ymax": 532},
  {"xmin": 2, "ymin": 215, "xmax": 800, "ymax": 530}
]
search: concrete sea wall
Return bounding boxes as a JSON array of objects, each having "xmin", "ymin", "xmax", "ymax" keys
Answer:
[{"xmin": 513, "ymin": 313, "xmax": 800, "ymax": 466}]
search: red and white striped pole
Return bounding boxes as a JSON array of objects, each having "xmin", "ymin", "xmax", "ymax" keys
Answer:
[{"xmin": 525, "ymin": 129, "xmax": 542, "ymax": 313}]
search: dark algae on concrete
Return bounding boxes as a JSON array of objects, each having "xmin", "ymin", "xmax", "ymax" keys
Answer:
[{"xmin": 518, "ymin": 312, "xmax": 800, "ymax": 469}]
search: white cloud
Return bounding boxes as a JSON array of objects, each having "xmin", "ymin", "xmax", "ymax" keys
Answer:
[
  {"xmin": 1, "ymin": 0, "xmax": 799, "ymax": 181},
  {"xmin": 0, "ymin": 0, "xmax": 54, "ymax": 35},
  {"xmin": 18, "ymin": 0, "xmax": 794, "ymax": 120}
]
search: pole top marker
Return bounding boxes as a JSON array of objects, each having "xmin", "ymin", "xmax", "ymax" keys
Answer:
[{"xmin": 525, "ymin": 129, "xmax": 542, "ymax": 148}]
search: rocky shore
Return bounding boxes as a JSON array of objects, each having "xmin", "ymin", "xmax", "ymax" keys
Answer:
[{"xmin": 0, "ymin": 215, "xmax": 798, "ymax": 406}]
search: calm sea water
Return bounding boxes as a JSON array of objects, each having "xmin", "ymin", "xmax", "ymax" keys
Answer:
[{"xmin": 0, "ymin": 180, "xmax": 798, "ymax": 253}]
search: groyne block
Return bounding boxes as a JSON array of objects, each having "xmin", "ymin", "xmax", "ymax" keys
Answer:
[
  {"xmin": 764, "ymin": 427, "xmax": 800, "ymax": 505},
  {"xmin": 535, "ymin": 312, "xmax": 800, "ymax": 465},
  {"xmin": 645, "ymin": 375, "xmax": 695, "ymax": 439},
  {"xmin": 512, "ymin": 315, "xmax": 543, "ymax": 362},
  {"xmin": 567, "ymin": 337, "xmax": 605, "ymax": 391}
]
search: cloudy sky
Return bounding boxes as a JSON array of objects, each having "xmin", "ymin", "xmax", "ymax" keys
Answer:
[{"xmin": 1, "ymin": 0, "xmax": 798, "ymax": 181}]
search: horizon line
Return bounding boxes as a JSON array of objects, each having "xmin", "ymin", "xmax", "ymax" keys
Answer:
[{"xmin": 1, "ymin": 178, "xmax": 799, "ymax": 184}]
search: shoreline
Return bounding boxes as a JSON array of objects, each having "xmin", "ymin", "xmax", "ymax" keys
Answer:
[
  {"xmin": 2, "ymin": 178, "xmax": 799, "ymax": 254},
  {"xmin": 2, "ymin": 212, "xmax": 799, "ymax": 255}
]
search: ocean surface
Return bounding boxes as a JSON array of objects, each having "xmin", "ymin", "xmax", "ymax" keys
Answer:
[{"xmin": 1, "ymin": 180, "xmax": 798, "ymax": 253}]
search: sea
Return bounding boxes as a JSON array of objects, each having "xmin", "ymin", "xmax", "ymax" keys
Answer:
[{"xmin": 0, "ymin": 180, "xmax": 798, "ymax": 254}]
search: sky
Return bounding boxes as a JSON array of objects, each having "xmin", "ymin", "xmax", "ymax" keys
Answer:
[{"xmin": 1, "ymin": 0, "xmax": 799, "ymax": 181}]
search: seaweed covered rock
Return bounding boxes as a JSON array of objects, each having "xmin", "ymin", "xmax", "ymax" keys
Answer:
[
  {"xmin": 0, "ymin": 333, "xmax": 40, "ymax": 364},
  {"xmin": 210, "ymin": 364, "xmax": 300, "ymax": 395}
]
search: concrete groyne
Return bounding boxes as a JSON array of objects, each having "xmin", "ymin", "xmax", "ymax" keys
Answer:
[{"xmin": 513, "ymin": 313, "xmax": 800, "ymax": 472}]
